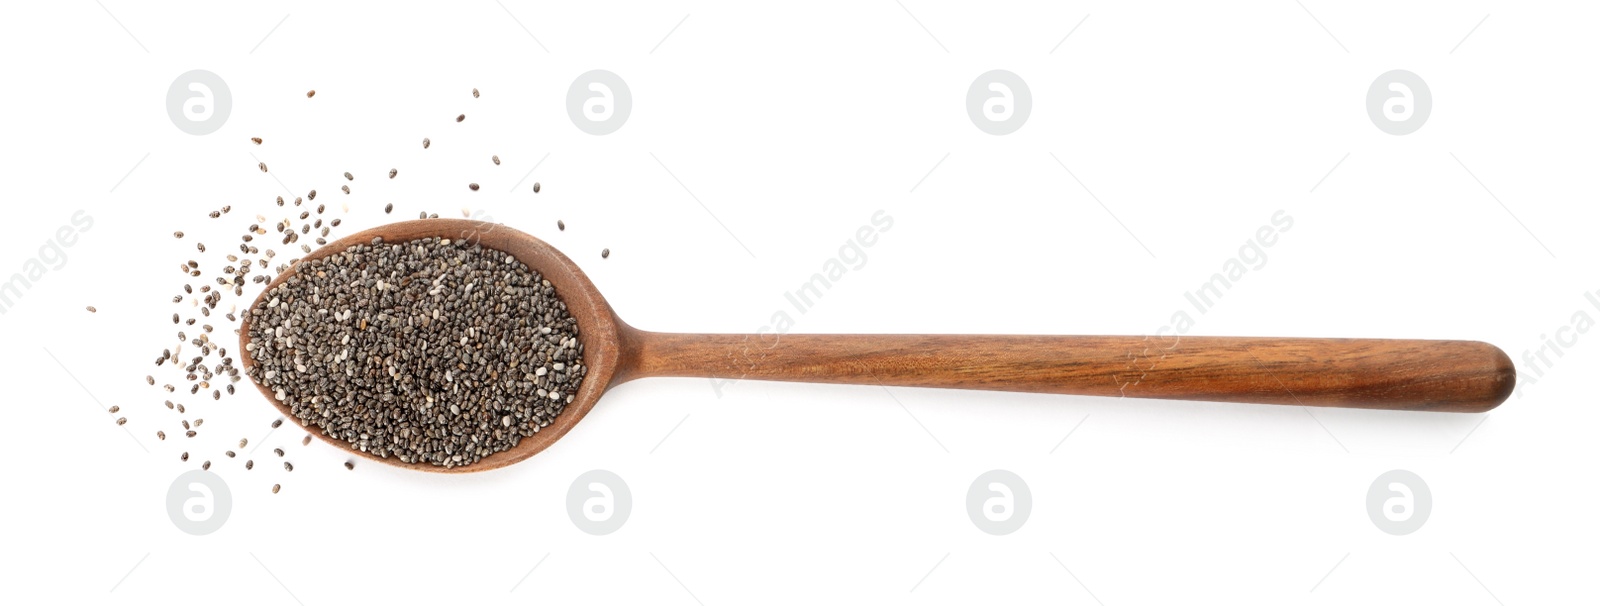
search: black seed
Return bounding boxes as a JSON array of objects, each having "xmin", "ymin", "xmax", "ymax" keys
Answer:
[{"xmin": 244, "ymin": 236, "xmax": 588, "ymax": 468}]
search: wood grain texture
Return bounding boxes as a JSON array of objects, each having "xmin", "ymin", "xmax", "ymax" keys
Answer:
[
  {"xmin": 617, "ymin": 332, "xmax": 1515, "ymax": 413},
  {"xmin": 241, "ymin": 219, "xmax": 1515, "ymax": 473}
]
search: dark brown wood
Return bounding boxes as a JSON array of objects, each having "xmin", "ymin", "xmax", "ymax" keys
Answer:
[
  {"xmin": 240, "ymin": 219, "xmax": 1515, "ymax": 473},
  {"xmin": 616, "ymin": 332, "xmax": 1514, "ymax": 413}
]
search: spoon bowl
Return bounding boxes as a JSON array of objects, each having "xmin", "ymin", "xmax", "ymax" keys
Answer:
[
  {"xmin": 242, "ymin": 219, "xmax": 1517, "ymax": 473},
  {"xmin": 240, "ymin": 219, "xmax": 625, "ymax": 472}
]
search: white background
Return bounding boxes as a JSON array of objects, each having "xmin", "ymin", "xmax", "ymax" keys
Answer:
[{"xmin": 1, "ymin": 2, "xmax": 1596, "ymax": 604}]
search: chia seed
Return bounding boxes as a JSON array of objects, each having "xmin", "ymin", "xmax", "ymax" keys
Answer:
[{"xmin": 244, "ymin": 237, "xmax": 588, "ymax": 468}]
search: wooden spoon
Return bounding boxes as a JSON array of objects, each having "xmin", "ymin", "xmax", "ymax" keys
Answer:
[{"xmin": 240, "ymin": 219, "xmax": 1516, "ymax": 473}]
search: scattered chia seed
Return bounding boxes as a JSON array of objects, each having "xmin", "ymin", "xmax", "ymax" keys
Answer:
[
  {"xmin": 141, "ymin": 90, "xmax": 579, "ymax": 492},
  {"xmin": 244, "ymin": 237, "xmax": 588, "ymax": 468},
  {"xmin": 272, "ymin": 484, "xmax": 280, "ymax": 493},
  {"xmin": 116, "ymin": 417, "xmax": 127, "ymax": 425},
  {"xmin": 306, "ymin": 90, "xmax": 315, "ymax": 98},
  {"xmin": 284, "ymin": 462, "xmax": 293, "ymax": 472},
  {"xmin": 86, "ymin": 306, "xmax": 96, "ymax": 312},
  {"xmin": 557, "ymin": 220, "xmax": 564, "ymax": 231},
  {"xmin": 601, "ymin": 248, "xmax": 610, "ymax": 259},
  {"xmin": 245, "ymin": 460, "xmax": 253, "ymax": 470}
]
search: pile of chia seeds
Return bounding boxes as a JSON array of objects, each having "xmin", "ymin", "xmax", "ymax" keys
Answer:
[
  {"xmin": 243, "ymin": 236, "xmax": 587, "ymax": 468},
  {"xmin": 122, "ymin": 87, "xmax": 598, "ymax": 490}
]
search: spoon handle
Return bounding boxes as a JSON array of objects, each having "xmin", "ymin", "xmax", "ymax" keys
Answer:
[{"xmin": 619, "ymin": 332, "xmax": 1515, "ymax": 412}]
